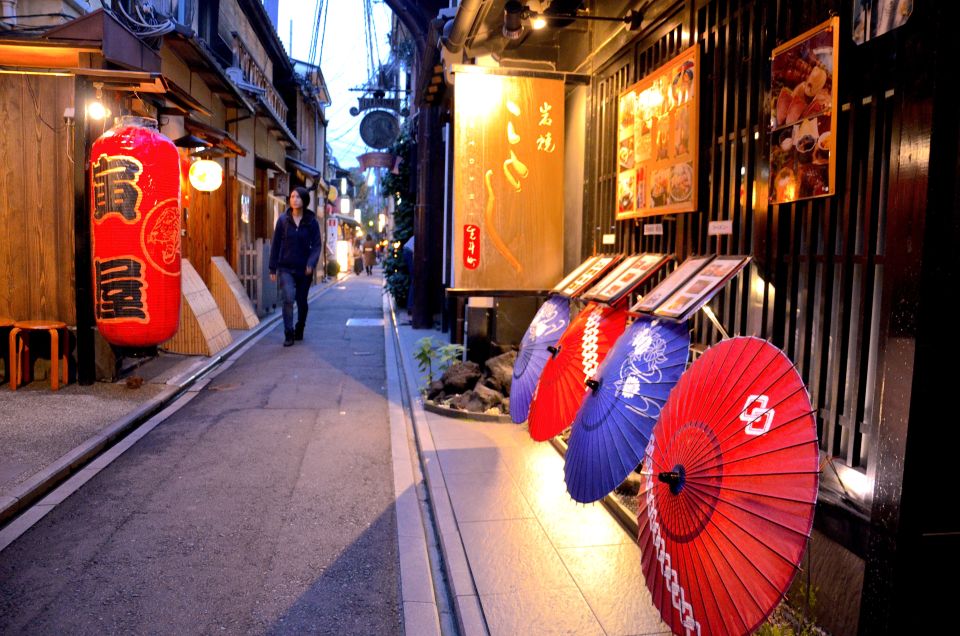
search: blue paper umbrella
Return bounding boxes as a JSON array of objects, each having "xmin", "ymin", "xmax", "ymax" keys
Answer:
[
  {"xmin": 510, "ymin": 296, "xmax": 571, "ymax": 424},
  {"xmin": 564, "ymin": 316, "xmax": 690, "ymax": 503}
]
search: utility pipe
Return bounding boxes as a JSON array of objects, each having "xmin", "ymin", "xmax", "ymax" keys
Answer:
[{"xmin": 442, "ymin": 0, "xmax": 485, "ymax": 54}]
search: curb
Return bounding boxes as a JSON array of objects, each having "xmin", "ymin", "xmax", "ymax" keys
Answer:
[
  {"xmin": 385, "ymin": 297, "xmax": 490, "ymax": 636},
  {"xmin": 0, "ymin": 277, "xmax": 343, "ymax": 531},
  {"xmin": 423, "ymin": 401, "xmax": 512, "ymax": 423}
]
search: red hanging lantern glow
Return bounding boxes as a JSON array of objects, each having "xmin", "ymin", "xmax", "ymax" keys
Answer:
[{"xmin": 90, "ymin": 116, "xmax": 182, "ymax": 347}]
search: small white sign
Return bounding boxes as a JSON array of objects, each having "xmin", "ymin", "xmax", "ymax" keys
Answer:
[
  {"xmin": 643, "ymin": 223, "xmax": 664, "ymax": 236},
  {"xmin": 602, "ymin": 233, "xmax": 616, "ymax": 245},
  {"xmin": 468, "ymin": 296, "xmax": 494, "ymax": 308},
  {"xmin": 708, "ymin": 220, "xmax": 733, "ymax": 236}
]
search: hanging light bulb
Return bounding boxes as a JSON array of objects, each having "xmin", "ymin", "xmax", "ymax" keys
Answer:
[
  {"xmin": 87, "ymin": 82, "xmax": 110, "ymax": 121},
  {"xmin": 188, "ymin": 159, "xmax": 223, "ymax": 192}
]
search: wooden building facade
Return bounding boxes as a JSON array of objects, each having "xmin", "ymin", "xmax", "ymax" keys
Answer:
[{"xmin": 0, "ymin": 0, "xmax": 329, "ymax": 379}]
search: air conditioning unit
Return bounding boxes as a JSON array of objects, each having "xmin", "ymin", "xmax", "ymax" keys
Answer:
[{"xmin": 225, "ymin": 67, "xmax": 267, "ymax": 96}]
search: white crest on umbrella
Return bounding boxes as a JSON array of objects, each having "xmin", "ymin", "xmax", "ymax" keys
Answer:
[
  {"xmin": 529, "ymin": 302, "xmax": 566, "ymax": 342},
  {"xmin": 580, "ymin": 308, "xmax": 603, "ymax": 380},
  {"xmin": 615, "ymin": 323, "xmax": 668, "ymax": 417},
  {"xmin": 642, "ymin": 434, "xmax": 702, "ymax": 636}
]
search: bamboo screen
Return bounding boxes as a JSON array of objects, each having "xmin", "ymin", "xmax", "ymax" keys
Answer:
[
  {"xmin": 585, "ymin": 1, "xmax": 895, "ymax": 476},
  {"xmin": 452, "ymin": 68, "xmax": 564, "ymax": 290}
]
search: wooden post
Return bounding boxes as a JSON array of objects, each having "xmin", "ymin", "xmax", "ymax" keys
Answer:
[{"xmin": 73, "ymin": 76, "xmax": 95, "ymax": 385}]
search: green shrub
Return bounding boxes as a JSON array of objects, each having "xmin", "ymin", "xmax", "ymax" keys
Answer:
[{"xmin": 413, "ymin": 336, "xmax": 465, "ymax": 390}]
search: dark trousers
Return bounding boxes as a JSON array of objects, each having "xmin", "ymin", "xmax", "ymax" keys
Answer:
[{"xmin": 278, "ymin": 269, "xmax": 310, "ymax": 333}]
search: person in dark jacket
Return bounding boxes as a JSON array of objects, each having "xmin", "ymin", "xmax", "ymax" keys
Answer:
[
  {"xmin": 269, "ymin": 187, "xmax": 321, "ymax": 346},
  {"xmin": 362, "ymin": 234, "xmax": 377, "ymax": 275}
]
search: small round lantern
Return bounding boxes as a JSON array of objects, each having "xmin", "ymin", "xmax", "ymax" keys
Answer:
[
  {"xmin": 189, "ymin": 159, "xmax": 223, "ymax": 192},
  {"xmin": 90, "ymin": 116, "xmax": 182, "ymax": 347}
]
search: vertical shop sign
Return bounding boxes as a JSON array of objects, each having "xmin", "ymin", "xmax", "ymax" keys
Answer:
[
  {"xmin": 463, "ymin": 224, "xmax": 481, "ymax": 269},
  {"xmin": 769, "ymin": 17, "xmax": 839, "ymax": 204},
  {"xmin": 453, "ymin": 67, "xmax": 564, "ymax": 289},
  {"xmin": 616, "ymin": 46, "xmax": 700, "ymax": 219}
]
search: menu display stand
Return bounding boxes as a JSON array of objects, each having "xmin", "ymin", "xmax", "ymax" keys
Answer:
[
  {"xmin": 580, "ymin": 253, "xmax": 672, "ymax": 307},
  {"xmin": 629, "ymin": 254, "xmax": 751, "ymax": 330},
  {"xmin": 552, "ymin": 254, "xmax": 623, "ymax": 298}
]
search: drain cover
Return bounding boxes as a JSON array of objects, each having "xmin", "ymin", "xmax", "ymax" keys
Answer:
[{"xmin": 346, "ymin": 318, "xmax": 384, "ymax": 327}]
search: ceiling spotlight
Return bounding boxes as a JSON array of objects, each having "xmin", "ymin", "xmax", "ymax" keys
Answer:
[
  {"xmin": 505, "ymin": 1, "xmax": 653, "ymax": 38},
  {"xmin": 503, "ymin": 0, "xmax": 526, "ymax": 40}
]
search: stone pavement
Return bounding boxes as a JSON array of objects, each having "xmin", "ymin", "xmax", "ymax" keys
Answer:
[{"xmin": 0, "ymin": 267, "xmax": 672, "ymax": 635}]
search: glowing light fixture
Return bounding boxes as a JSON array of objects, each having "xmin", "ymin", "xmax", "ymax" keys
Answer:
[
  {"xmin": 504, "ymin": 1, "xmax": 651, "ymax": 40},
  {"xmin": 188, "ymin": 159, "xmax": 223, "ymax": 192},
  {"xmin": 87, "ymin": 81, "xmax": 110, "ymax": 121}
]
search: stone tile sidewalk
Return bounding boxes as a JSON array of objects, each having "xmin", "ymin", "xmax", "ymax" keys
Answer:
[{"xmin": 390, "ymin": 312, "xmax": 671, "ymax": 636}]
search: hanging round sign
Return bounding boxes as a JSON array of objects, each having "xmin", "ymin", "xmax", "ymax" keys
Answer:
[{"xmin": 359, "ymin": 110, "xmax": 399, "ymax": 149}]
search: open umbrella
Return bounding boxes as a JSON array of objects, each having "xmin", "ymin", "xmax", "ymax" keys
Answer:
[
  {"xmin": 526, "ymin": 303, "xmax": 629, "ymax": 441},
  {"xmin": 564, "ymin": 316, "xmax": 690, "ymax": 503},
  {"xmin": 510, "ymin": 296, "xmax": 571, "ymax": 424},
  {"xmin": 636, "ymin": 337, "xmax": 819, "ymax": 636}
]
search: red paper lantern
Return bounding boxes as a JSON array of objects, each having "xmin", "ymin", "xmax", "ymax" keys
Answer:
[{"xmin": 90, "ymin": 116, "xmax": 182, "ymax": 347}]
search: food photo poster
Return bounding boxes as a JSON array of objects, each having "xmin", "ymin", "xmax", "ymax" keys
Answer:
[
  {"xmin": 769, "ymin": 16, "xmax": 839, "ymax": 204},
  {"xmin": 616, "ymin": 46, "xmax": 699, "ymax": 219}
]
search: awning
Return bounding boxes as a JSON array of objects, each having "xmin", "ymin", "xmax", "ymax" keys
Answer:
[
  {"xmin": 330, "ymin": 214, "xmax": 362, "ymax": 228},
  {"xmin": 254, "ymin": 93, "xmax": 301, "ymax": 150},
  {"xmin": 255, "ymin": 154, "xmax": 287, "ymax": 174},
  {"xmin": 185, "ymin": 116, "xmax": 247, "ymax": 156},
  {"xmin": 71, "ymin": 68, "xmax": 212, "ymax": 117},
  {"xmin": 287, "ymin": 155, "xmax": 330, "ymax": 196}
]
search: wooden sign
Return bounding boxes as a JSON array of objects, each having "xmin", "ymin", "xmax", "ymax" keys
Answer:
[
  {"xmin": 616, "ymin": 46, "xmax": 700, "ymax": 219},
  {"xmin": 769, "ymin": 17, "xmax": 839, "ymax": 204},
  {"xmin": 453, "ymin": 67, "xmax": 564, "ymax": 289}
]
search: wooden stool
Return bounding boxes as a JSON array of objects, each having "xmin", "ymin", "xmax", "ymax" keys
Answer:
[
  {"xmin": 8, "ymin": 320, "xmax": 69, "ymax": 391},
  {"xmin": 0, "ymin": 317, "xmax": 13, "ymax": 385}
]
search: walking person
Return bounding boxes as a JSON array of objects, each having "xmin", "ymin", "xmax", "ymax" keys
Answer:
[
  {"xmin": 269, "ymin": 187, "xmax": 321, "ymax": 347},
  {"xmin": 362, "ymin": 233, "xmax": 377, "ymax": 275}
]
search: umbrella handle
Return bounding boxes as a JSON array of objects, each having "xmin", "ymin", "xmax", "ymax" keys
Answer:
[{"xmin": 658, "ymin": 468, "xmax": 685, "ymax": 494}]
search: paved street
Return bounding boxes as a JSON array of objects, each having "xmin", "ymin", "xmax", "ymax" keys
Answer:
[{"xmin": 0, "ymin": 274, "xmax": 400, "ymax": 634}]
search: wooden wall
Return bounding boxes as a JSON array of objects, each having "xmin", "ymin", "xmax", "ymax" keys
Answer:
[
  {"xmin": 0, "ymin": 75, "xmax": 76, "ymax": 324},
  {"xmin": 182, "ymin": 176, "xmax": 228, "ymax": 287}
]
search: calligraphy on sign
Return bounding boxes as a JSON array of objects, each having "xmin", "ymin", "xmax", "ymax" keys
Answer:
[
  {"xmin": 616, "ymin": 46, "xmax": 700, "ymax": 220},
  {"xmin": 463, "ymin": 224, "xmax": 481, "ymax": 269},
  {"xmin": 769, "ymin": 17, "xmax": 839, "ymax": 204},
  {"xmin": 453, "ymin": 67, "xmax": 564, "ymax": 290}
]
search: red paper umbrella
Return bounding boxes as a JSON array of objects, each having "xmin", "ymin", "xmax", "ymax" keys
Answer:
[
  {"xmin": 527, "ymin": 303, "xmax": 629, "ymax": 441},
  {"xmin": 636, "ymin": 337, "xmax": 819, "ymax": 636}
]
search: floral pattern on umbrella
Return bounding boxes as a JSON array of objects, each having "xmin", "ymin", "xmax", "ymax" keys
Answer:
[
  {"xmin": 564, "ymin": 317, "xmax": 689, "ymax": 503},
  {"xmin": 511, "ymin": 296, "xmax": 570, "ymax": 423}
]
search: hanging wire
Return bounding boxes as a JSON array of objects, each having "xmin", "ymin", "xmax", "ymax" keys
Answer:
[
  {"xmin": 308, "ymin": 0, "xmax": 324, "ymax": 66},
  {"xmin": 318, "ymin": 0, "xmax": 331, "ymax": 66}
]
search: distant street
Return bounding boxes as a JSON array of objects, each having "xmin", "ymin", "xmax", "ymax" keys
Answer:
[{"xmin": 0, "ymin": 273, "xmax": 400, "ymax": 635}]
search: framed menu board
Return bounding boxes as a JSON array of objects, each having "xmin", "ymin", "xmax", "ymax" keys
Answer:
[
  {"xmin": 581, "ymin": 253, "xmax": 671, "ymax": 306},
  {"xmin": 555, "ymin": 255, "xmax": 621, "ymax": 298},
  {"xmin": 653, "ymin": 255, "xmax": 751, "ymax": 322},
  {"xmin": 769, "ymin": 17, "xmax": 839, "ymax": 204},
  {"xmin": 616, "ymin": 46, "xmax": 700, "ymax": 220},
  {"xmin": 629, "ymin": 255, "xmax": 714, "ymax": 314},
  {"xmin": 551, "ymin": 255, "xmax": 600, "ymax": 294}
]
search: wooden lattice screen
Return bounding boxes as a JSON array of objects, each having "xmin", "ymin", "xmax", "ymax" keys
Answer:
[{"xmin": 584, "ymin": 0, "xmax": 895, "ymax": 478}]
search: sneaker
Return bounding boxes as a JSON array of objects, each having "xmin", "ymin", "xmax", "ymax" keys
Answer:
[
  {"xmin": 283, "ymin": 331, "xmax": 295, "ymax": 347},
  {"xmin": 294, "ymin": 324, "xmax": 304, "ymax": 341}
]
